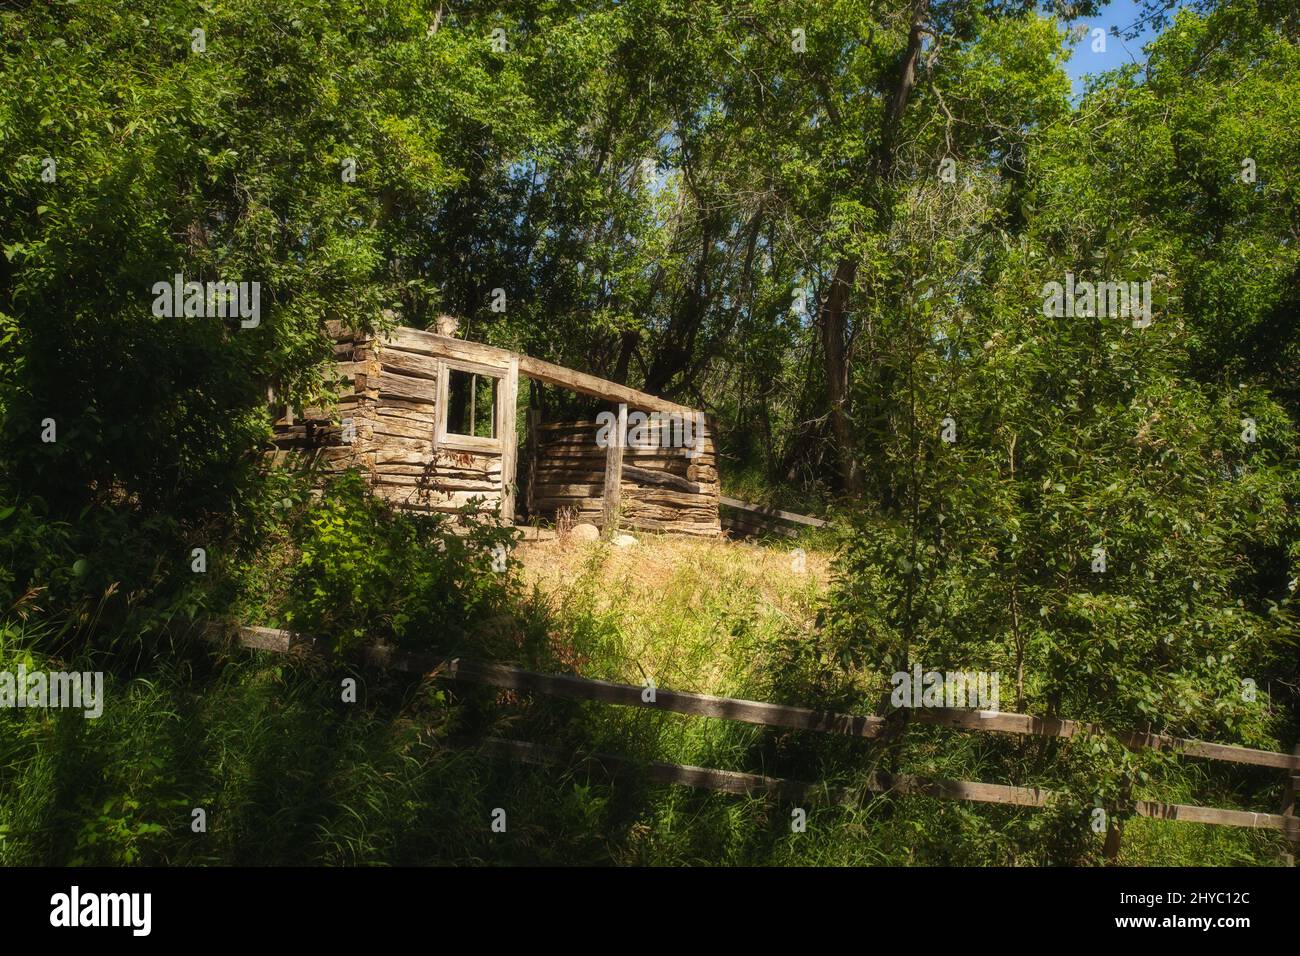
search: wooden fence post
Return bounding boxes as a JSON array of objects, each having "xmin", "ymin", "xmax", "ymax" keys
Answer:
[
  {"xmin": 1282, "ymin": 743, "xmax": 1299, "ymax": 866},
  {"xmin": 601, "ymin": 403, "xmax": 626, "ymax": 538},
  {"xmin": 1103, "ymin": 775, "xmax": 1133, "ymax": 865}
]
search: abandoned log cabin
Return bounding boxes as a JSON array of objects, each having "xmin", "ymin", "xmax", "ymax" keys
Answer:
[{"xmin": 270, "ymin": 321, "xmax": 721, "ymax": 536}]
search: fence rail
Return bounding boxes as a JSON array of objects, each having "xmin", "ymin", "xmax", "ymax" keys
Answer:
[
  {"xmin": 207, "ymin": 623, "xmax": 1300, "ymax": 842},
  {"xmin": 719, "ymin": 496, "xmax": 826, "ymax": 539},
  {"xmin": 479, "ymin": 738, "xmax": 1298, "ymax": 832}
]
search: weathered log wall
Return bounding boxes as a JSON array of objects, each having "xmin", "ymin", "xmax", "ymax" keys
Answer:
[
  {"xmin": 369, "ymin": 326, "xmax": 505, "ymax": 514},
  {"xmin": 270, "ymin": 323, "xmax": 718, "ymax": 533},
  {"xmin": 269, "ymin": 324, "xmax": 505, "ymax": 516},
  {"xmin": 530, "ymin": 416, "xmax": 720, "ymax": 536}
]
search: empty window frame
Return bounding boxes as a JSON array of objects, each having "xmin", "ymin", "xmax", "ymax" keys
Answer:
[{"xmin": 437, "ymin": 359, "xmax": 505, "ymax": 453}]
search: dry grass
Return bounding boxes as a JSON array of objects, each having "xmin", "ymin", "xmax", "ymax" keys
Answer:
[
  {"xmin": 516, "ymin": 530, "xmax": 832, "ymax": 697},
  {"xmin": 517, "ymin": 531, "xmax": 831, "ymax": 612},
  {"xmin": 518, "ymin": 531, "xmax": 830, "ymax": 595}
]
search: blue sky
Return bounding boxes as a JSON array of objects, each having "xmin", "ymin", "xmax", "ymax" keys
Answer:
[{"xmin": 1063, "ymin": 0, "xmax": 1166, "ymax": 94}]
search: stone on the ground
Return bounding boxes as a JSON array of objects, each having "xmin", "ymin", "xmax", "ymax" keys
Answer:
[
  {"xmin": 612, "ymin": 533, "xmax": 638, "ymax": 548},
  {"xmin": 569, "ymin": 522, "xmax": 600, "ymax": 542}
]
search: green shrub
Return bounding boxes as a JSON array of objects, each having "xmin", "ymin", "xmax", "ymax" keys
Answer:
[{"xmin": 285, "ymin": 470, "xmax": 518, "ymax": 653}]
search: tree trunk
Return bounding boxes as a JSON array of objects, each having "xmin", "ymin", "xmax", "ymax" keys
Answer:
[
  {"xmin": 818, "ymin": 0, "xmax": 928, "ymax": 498},
  {"xmin": 819, "ymin": 258, "xmax": 861, "ymax": 494}
]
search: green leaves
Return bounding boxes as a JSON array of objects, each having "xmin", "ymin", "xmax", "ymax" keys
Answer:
[
  {"xmin": 825, "ymin": 1, "xmax": 1299, "ymax": 799},
  {"xmin": 0, "ymin": 0, "xmax": 544, "ymax": 514},
  {"xmin": 285, "ymin": 470, "xmax": 517, "ymax": 654}
]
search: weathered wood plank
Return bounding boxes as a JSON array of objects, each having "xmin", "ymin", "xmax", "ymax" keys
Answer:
[
  {"xmin": 227, "ymin": 624, "xmax": 294, "ymax": 653},
  {"xmin": 372, "ymin": 474, "xmax": 499, "ymax": 492},
  {"xmin": 499, "ymin": 356, "xmax": 519, "ymax": 523},
  {"xmin": 535, "ymin": 440, "xmax": 606, "ymax": 455},
  {"xmin": 478, "ymin": 737, "xmax": 1299, "ymax": 832},
  {"xmin": 534, "ymin": 501, "xmax": 603, "ymax": 516},
  {"xmin": 622, "ymin": 463, "xmax": 705, "ymax": 494},
  {"xmin": 378, "ymin": 348, "xmax": 441, "ymax": 381},
  {"xmin": 371, "ymin": 484, "xmax": 501, "ymax": 509},
  {"xmin": 601, "ymin": 404, "xmax": 627, "ymax": 536},
  {"xmin": 537, "ymin": 442, "xmax": 713, "ymax": 460},
  {"xmin": 518, "ymin": 355, "xmax": 697, "ymax": 416},
  {"xmin": 720, "ymin": 496, "xmax": 827, "ymax": 528},
  {"xmin": 533, "ymin": 482, "xmax": 606, "ymax": 497},
  {"xmin": 534, "ymin": 462, "xmax": 605, "ymax": 477},
  {"xmin": 911, "ymin": 709, "xmax": 1300, "ymax": 771},
  {"xmin": 373, "ymin": 460, "xmax": 500, "ymax": 477},
  {"xmin": 479, "ymin": 739, "xmax": 1049, "ymax": 807},
  {"xmin": 533, "ymin": 463, "xmax": 603, "ymax": 478},
  {"xmin": 376, "ymin": 370, "xmax": 438, "ymax": 404},
  {"xmin": 372, "ymin": 442, "xmax": 436, "ymax": 464},
  {"xmin": 371, "ymin": 417, "xmax": 439, "ymax": 442},
  {"xmin": 382, "ymin": 327, "xmax": 512, "ymax": 372},
  {"xmin": 622, "ymin": 487, "xmax": 716, "ymax": 509},
  {"xmin": 1134, "ymin": 800, "xmax": 1299, "ymax": 833},
  {"xmin": 429, "ymin": 449, "xmax": 502, "ymax": 470},
  {"xmin": 538, "ymin": 420, "xmax": 601, "ymax": 432},
  {"xmin": 541, "ymin": 447, "xmax": 700, "ymax": 463},
  {"xmin": 374, "ymin": 410, "xmax": 438, "ymax": 432},
  {"xmin": 618, "ymin": 514, "xmax": 721, "ymax": 535},
  {"xmin": 375, "ymin": 396, "xmax": 441, "ymax": 417},
  {"xmin": 438, "ymin": 658, "xmax": 890, "ymax": 737}
]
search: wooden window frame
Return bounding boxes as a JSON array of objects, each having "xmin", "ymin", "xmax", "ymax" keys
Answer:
[{"xmin": 436, "ymin": 357, "xmax": 507, "ymax": 455}]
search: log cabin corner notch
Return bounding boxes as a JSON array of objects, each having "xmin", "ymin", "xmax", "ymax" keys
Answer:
[{"xmin": 270, "ymin": 320, "xmax": 722, "ymax": 537}]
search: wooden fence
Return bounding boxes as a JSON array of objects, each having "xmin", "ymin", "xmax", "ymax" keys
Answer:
[
  {"xmin": 719, "ymin": 496, "xmax": 827, "ymax": 539},
  {"xmin": 209, "ymin": 624, "xmax": 1300, "ymax": 856}
]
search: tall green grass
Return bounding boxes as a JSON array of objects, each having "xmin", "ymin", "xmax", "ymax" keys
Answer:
[{"xmin": 1, "ymin": 537, "xmax": 1291, "ymax": 866}]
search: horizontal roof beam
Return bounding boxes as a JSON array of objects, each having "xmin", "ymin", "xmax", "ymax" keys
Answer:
[
  {"xmin": 378, "ymin": 326, "xmax": 698, "ymax": 416},
  {"xmin": 516, "ymin": 354, "xmax": 696, "ymax": 416}
]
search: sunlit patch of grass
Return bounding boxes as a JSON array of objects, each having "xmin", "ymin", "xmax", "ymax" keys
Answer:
[{"xmin": 517, "ymin": 532, "xmax": 830, "ymax": 699}]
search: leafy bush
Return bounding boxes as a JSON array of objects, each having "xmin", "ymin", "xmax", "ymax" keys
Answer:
[{"xmin": 284, "ymin": 470, "xmax": 518, "ymax": 653}]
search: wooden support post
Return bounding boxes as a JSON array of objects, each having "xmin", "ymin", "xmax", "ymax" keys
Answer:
[
  {"xmin": 601, "ymin": 403, "xmax": 627, "ymax": 538},
  {"xmin": 499, "ymin": 357, "xmax": 519, "ymax": 524},
  {"xmin": 1283, "ymin": 743, "xmax": 1299, "ymax": 866},
  {"xmin": 524, "ymin": 407, "xmax": 539, "ymax": 521},
  {"xmin": 469, "ymin": 374, "xmax": 477, "ymax": 434}
]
